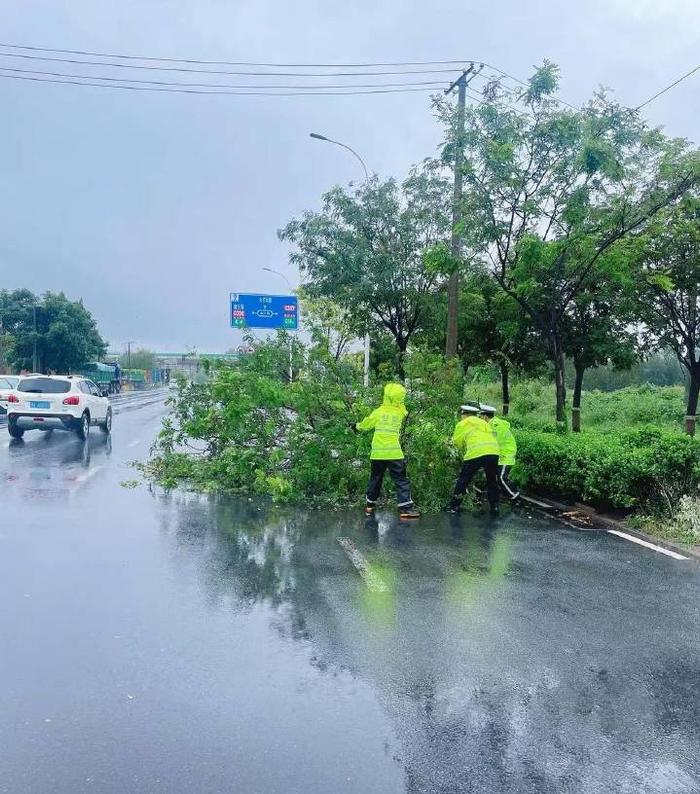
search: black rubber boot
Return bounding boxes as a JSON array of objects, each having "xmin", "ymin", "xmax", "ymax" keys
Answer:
[{"xmin": 398, "ymin": 505, "xmax": 421, "ymax": 520}]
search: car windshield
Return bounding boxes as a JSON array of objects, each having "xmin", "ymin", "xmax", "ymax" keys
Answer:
[
  {"xmin": 17, "ymin": 378, "xmax": 71, "ymax": 394},
  {"xmin": 0, "ymin": 377, "xmax": 19, "ymax": 389}
]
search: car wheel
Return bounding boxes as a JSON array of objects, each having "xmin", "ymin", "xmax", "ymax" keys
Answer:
[
  {"xmin": 76, "ymin": 412, "xmax": 90, "ymax": 440},
  {"xmin": 8, "ymin": 421, "xmax": 23, "ymax": 439},
  {"xmin": 100, "ymin": 408, "xmax": 112, "ymax": 435}
]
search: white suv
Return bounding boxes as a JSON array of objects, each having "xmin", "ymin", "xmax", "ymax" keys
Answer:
[{"xmin": 6, "ymin": 375, "xmax": 112, "ymax": 440}]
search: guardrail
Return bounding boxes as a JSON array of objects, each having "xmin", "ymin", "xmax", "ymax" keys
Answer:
[{"xmin": 0, "ymin": 387, "xmax": 171, "ymax": 426}]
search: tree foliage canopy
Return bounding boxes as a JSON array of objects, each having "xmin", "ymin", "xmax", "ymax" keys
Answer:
[
  {"xmin": 275, "ymin": 62, "xmax": 700, "ymax": 431},
  {"xmin": 0, "ymin": 289, "xmax": 106, "ymax": 373},
  {"xmin": 280, "ymin": 166, "xmax": 452, "ymax": 356}
]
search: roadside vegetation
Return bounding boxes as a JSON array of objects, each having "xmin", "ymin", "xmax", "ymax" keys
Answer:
[
  {"xmin": 144, "ymin": 335, "xmax": 700, "ymax": 546},
  {"xmin": 146, "ymin": 62, "xmax": 700, "ymax": 548}
]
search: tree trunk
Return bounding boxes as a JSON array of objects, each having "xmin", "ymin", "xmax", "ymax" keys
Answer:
[
  {"xmin": 685, "ymin": 365, "xmax": 700, "ymax": 436},
  {"xmin": 396, "ymin": 338, "xmax": 408, "ymax": 381},
  {"xmin": 500, "ymin": 361, "xmax": 510, "ymax": 416},
  {"xmin": 572, "ymin": 362, "xmax": 585, "ymax": 433},
  {"xmin": 552, "ymin": 334, "xmax": 567, "ymax": 426}
]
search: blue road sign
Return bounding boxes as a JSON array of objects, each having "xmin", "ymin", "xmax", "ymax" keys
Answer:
[{"xmin": 230, "ymin": 293, "xmax": 299, "ymax": 330}]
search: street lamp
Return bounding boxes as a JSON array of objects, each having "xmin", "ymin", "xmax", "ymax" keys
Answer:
[
  {"xmin": 262, "ymin": 266, "xmax": 293, "ymax": 290},
  {"xmin": 263, "ymin": 267, "xmax": 296, "ymax": 383},
  {"xmin": 309, "ymin": 132, "xmax": 371, "ymax": 387},
  {"xmin": 309, "ymin": 133, "xmax": 369, "ymax": 183}
]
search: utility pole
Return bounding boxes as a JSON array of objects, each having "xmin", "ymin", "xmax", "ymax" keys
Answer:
[
  {"xmin": 125, "ymin": 341, "xmax": 135, "ymax": 371},
  {"xmin": 32, "ymin": 304, "xmax": 38, "ymax": 372},
  {"xmin": 444, "ymin": 64, "xmax": 481, "ymax": 358}
]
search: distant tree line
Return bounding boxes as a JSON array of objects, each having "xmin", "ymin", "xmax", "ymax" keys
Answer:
[{"xmin": 118, "ymin": 348, "xmax": 157, "ymax": 371}]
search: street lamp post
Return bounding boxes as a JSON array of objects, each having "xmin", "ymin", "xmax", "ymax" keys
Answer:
[
  {"xmin": 309, "ymin": 132, "xmax": 371, "ymax": 387},
  {"xmin": 309, "ymin": 133, "xmax": 369, "ymax": 182},
  {"xmin": 263, "ymin": 267, "xmax": 296, "ymax": 383}
]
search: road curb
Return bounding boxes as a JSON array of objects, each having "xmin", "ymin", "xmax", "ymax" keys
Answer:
[{"xmin": 520, "ymin": 493, "xmax": 700, "ymax": 562}]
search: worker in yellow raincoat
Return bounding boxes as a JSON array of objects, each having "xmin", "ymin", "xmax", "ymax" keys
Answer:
[
  {"xmin": 448, "ymin": 403, "xmax": 500, "ymax": 516},
  {"xmin": 356, "ymin": 383, "xmax": 420, "ymax": 519},
  {"xmin": 480, "ymin": 403, "xmax": 520, "ymax": 501}
]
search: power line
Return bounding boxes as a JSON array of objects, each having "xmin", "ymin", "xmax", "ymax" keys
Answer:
[
  {"xmin": 0, "ymin": 42, "xmax": 473, "ymax": 68},
  {"xmin": 0, "ymin": 72, "xmax": 440, "ymax": 96},
  {"xmin": 0, "ymin": 65, "xmax": 446, "ymax": 90},
  {"xmin": 0, "ymin": 42, "xmax": 560, "ymax": 98},
  {"xmin": 0, "ymin": 41, "xmax": 583, "ymax": 109},
  {"xmin": 0, "ymin": 51, "xmax": 464, "ymax": 78},
  {"xmin": 635, "ymin": 63, "xmax": 700, "ymax": 110}
]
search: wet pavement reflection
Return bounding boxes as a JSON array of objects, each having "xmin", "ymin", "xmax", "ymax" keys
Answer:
[
  {"xmin": 153, "ymin": 494, "xmax": 700, "ymax": 793},
  {"xmin": 1, "ymin": 403, "xmax": 699, "ymax": 793}
]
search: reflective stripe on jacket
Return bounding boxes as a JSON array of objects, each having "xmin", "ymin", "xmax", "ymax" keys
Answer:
[
  {"xmin": 356, "ymin": 383, "xmax": 407, "ymax": 461},
  {"xmin": 491, "ymin": 416, "xmax": 517, "ymax": 466},
  {"xmin": 452, "ymin": 416, "xmax": 499, "ymax": 461}
]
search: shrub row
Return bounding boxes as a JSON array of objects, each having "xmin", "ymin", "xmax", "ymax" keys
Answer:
[{"xmin": 514, "ymin": 427, "xmax": 700, "ymax": 510}]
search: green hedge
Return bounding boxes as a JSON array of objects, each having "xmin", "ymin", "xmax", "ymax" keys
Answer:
[{"xmin": 514, "ymin": 426, "xmax": 700, "ymax": 510}]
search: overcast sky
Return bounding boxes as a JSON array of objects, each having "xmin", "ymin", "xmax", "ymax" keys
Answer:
[{"xmin": 0, "ymin": 1, "xmax": 698, "ymax": 354}]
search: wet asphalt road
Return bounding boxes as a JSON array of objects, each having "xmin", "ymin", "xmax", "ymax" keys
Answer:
[{"xmin": 1, "ymin": 398, "xmax": 699, "ymax": 794}]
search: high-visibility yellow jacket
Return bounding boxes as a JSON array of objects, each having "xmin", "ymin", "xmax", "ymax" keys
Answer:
[
  {"xmin": 490, "ymin": 416, "xmax": 517, "ymax": 466},
  {"xmin": 452, "ymin": 415, "xmax": 499, "ymax": 461},
  {"xmin": 356, "ymin": 383, "xmax": 407, "ymax": 460}
]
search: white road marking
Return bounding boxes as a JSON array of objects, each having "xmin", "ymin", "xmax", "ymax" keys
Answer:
[
  {"xmin": 127, "ymin": 439, "xmax": 142, "ymax": 448},
  {"xmin": 73, "ymin": 465, "xmax": 104, "ymax": 487},
  {"xmin": 338, "ymin": 537, "xmax": 389, "ymax": 592},
  {"xmin": 607, "ymin": 529, "xmax": 688, "ymax": 560}
]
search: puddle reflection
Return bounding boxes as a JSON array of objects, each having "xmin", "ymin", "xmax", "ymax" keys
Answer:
[{"xmin": 151, "ymin": 493, "xmax": 699, "ymax": 793}]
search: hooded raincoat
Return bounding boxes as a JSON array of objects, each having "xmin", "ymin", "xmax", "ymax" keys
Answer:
[
  {"xmin": 490, "ymin": 416, "xmax": 517, "ymax": 466},
  {"xmin": 452, "ymin": 415, "xmax": 500, "ymax": 461},
  {"xmin": 356, "ymin": 383, "xmax": 408, "ymax": 460}
]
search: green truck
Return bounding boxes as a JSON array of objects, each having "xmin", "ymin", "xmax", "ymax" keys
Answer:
[
  {"xmin": 121, "ymin": 369, "xmax": 147, "ymax": 385},
  {"xmin": 76, "ymin": 362, "xmax": 121, "ymax": 394}
]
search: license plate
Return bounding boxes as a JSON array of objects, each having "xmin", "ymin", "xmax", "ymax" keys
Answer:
[{"xmin": 29, "ymin": 400, "xmax": 50, "ymax": 409}]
